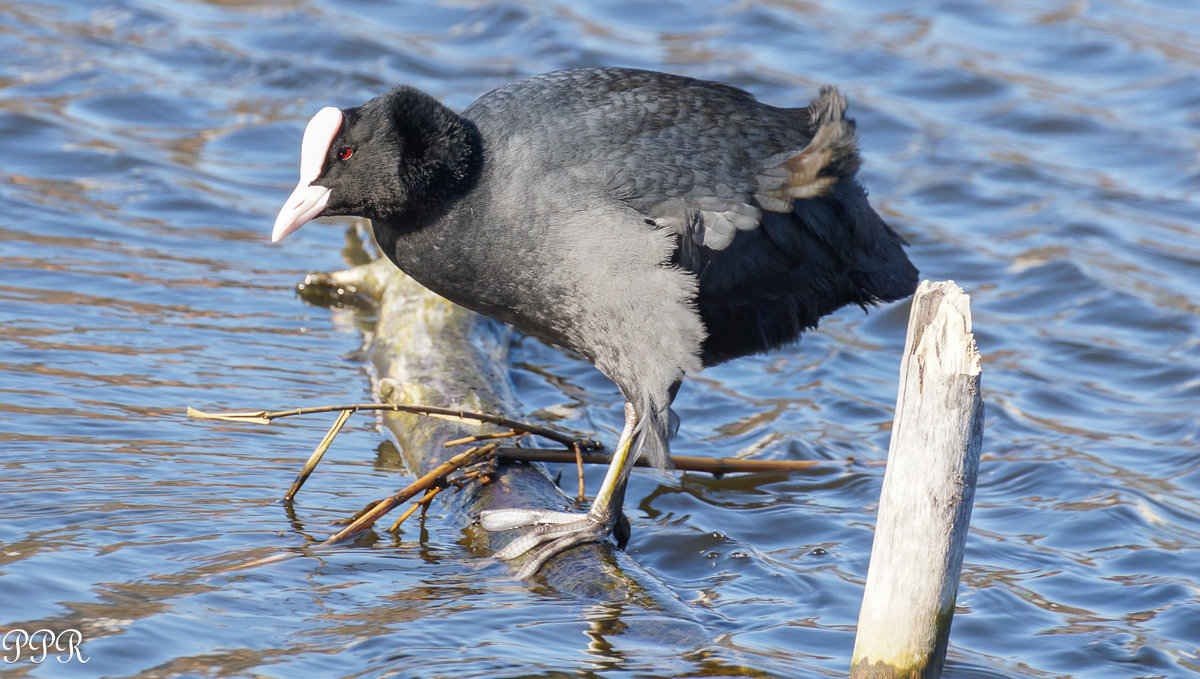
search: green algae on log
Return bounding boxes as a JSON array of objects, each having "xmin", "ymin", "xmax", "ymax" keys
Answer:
[{"xmin": 297, "ymin": 252, "xmax": 675, "ymax": 602}]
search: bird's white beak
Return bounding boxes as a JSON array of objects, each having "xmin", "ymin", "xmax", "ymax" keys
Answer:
[
  {"xmin": 271, "ymin": 106, "xmax": 343, "ymax": 243},
  {"xmin": 272, "ymin": 183, "xmax": 331, "ymax": 242}
]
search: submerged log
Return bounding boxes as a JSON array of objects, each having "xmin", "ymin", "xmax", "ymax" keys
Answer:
[
  {"xmin": 850, "ymin": 280, "xmax": 984, "ymax": 679},
  {"xmin": 297, "ymin": 244, "xmax": 664, "ymax": 600}
]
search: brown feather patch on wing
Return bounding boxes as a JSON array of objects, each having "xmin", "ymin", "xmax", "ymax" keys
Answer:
[{"xmin": 753, "ymin": 86, "xmax": 860, "ymax": 213}]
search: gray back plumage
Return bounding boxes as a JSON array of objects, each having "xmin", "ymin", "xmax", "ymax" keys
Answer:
[{"xmin": 464, "ymin": 68, "xmax": 916, "ymax": 368}]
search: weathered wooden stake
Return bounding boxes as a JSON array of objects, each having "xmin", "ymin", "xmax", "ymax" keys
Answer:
[{"xmin": 851, "ymin": 280, "xmax": 983, "ymax": 679}]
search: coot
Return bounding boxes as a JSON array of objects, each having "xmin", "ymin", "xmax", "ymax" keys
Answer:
[{"xmin": 273, "ymin": 68, "xmax": 918, "ymax": 578}]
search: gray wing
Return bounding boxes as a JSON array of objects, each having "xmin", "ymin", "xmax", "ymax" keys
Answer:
[
  {"xmin": 644, "ymin": 87, "xmax": 860, "ymax": 252},
  {"xmin": 599, "ymin": 82, "xmax": 915, "ymax": 365}
]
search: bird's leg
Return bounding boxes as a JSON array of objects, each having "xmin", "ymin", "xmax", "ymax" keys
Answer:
[{"xmin": 480, "ymin": 402, "xmax": 640, "ymax": 579}]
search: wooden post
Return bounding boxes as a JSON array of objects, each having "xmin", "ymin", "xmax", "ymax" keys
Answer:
[{"xmin": 850, "ymin": 280, "xmax": 983, "ymax": 679}]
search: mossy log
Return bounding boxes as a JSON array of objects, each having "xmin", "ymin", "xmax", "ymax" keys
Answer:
[{"xmin": 297, "ymin": 249, "xmax": 670, "ymax": 601}]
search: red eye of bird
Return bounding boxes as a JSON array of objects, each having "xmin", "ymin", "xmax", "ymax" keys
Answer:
[{"xmin": 338, "ymin": 147, "xmax": 354, "ymax": 160}]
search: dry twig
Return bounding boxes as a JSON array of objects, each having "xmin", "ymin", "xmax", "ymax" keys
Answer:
[
  {"xmin": 190, "ymin": 402, "xmax": 834, "ymax": 556},
  {"xmin": 494, "ymin": 447, "xmax": 829, "ymax": 475},
  {"xmin": 284, "ymin": 408, "xmax": 353, "ymax": 502},
  {"xmin": 318, "ymin": 441, "xmax": 499, "ymax": 545},
  {"xmin": 187, "ymin": 404, "xmax": 597, "ymax": 449}
]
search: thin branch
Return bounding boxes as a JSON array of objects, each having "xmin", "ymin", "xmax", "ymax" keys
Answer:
[
  {"xmin": 283, "ymin": 408, "xmax": 353, "ymax": 502},
  {"xmin": 494, "ymin": 447, "xmax": 830, "ymax": 476},
  {"xmin": 388, "ymin": 486, "xmax": 445, "ymax": 532},
  {"xmin": 188, "ymin": 404, "xmax": 599, "ymax": 450},
  {"xmin": 444, "ymin": 430, "xmax": 522, "ymax": 447},
  {"xmin": 316, "ymin": 442, "xmax": 497, "ymax": 546},
  {"xmin": 572, "ymin": 442, "xmax": 585, "ymax": 502}
]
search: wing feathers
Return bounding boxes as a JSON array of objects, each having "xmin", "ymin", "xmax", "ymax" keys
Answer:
[
  {"xmin": 652, "ymin": 86, "xmax": 862, "ymax": 254},
  {"xmin": 754, "ymin": 86, "xmax": 860, "ymax": 213},
  {"xmin": 652, "ymin": 196, "xmax": 761, "ymax": 251}
]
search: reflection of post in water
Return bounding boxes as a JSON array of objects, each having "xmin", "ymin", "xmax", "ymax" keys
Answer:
[{"xmin": 852, "ymin": 281, "xmax": 984, "ymax": 679}]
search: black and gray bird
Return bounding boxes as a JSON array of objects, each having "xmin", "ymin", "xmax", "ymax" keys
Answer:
[{"xmin": 273, "ymin": 67, "xmax": 918, "ymax": 578}]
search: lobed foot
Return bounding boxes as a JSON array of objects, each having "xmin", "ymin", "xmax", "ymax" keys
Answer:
[
  {"xmin": 480, "ymin": 508, "xmax": 615, "ymax": 579},
  {"xmin": 481, "ymin": 399, "xmax": 640, "ymax": 579}
]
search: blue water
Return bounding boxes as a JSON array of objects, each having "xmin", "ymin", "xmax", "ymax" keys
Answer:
[{"xmin": 2, "ymin": 0, "xmax": 1199, "ymax": 677}]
